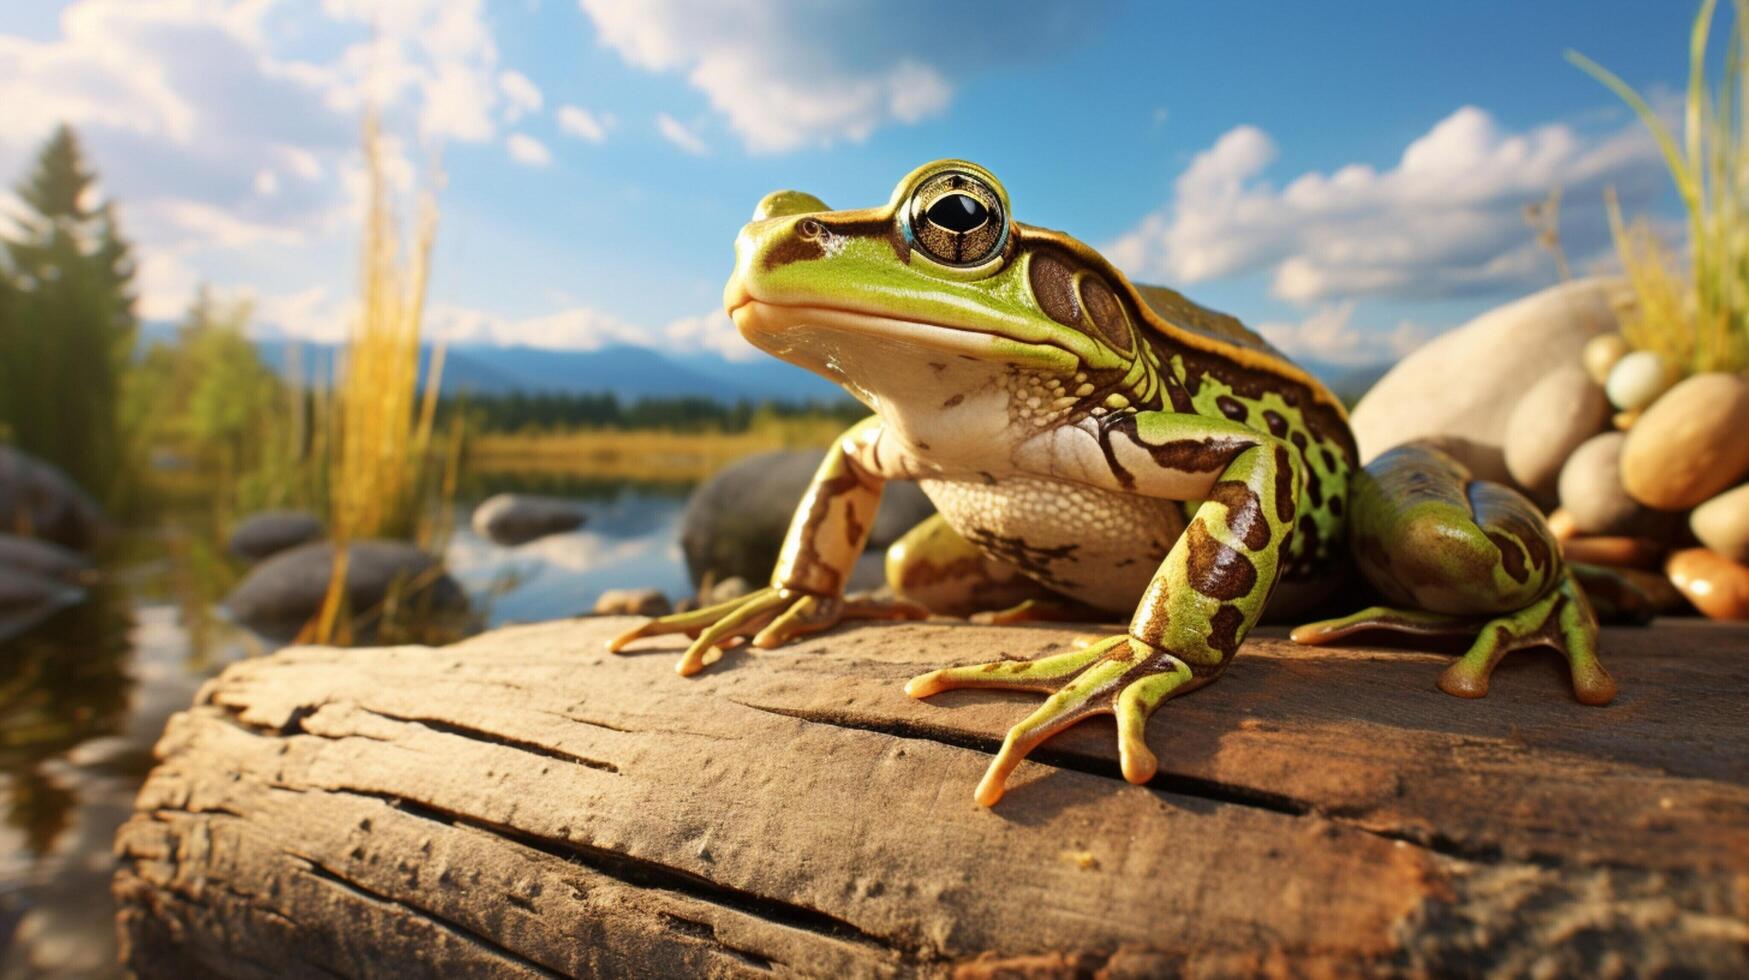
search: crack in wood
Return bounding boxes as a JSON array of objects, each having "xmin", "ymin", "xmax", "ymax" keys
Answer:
[
  {"xmin": 356, "ymin": 707, "xmax": 623, "ymax": 774},
  {"xmin": 659, "ymin": 912, "xmax": 778, "ymax": 972},
  {"xmin": 295, "ymin": 854, "xmax": 565, "ymax": 978},
  {"xmin": 323, "ymin": 786, "xmax": 902, "ymax": 958},
  {"xmin": 728, "ymin": 698, "xmax": 1313, "ymax": 816}
]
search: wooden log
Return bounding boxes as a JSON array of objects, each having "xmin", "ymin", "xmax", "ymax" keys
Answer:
[{"xmin": 114, "ymin": 617, "xmax": 1749, "ymax": 977}]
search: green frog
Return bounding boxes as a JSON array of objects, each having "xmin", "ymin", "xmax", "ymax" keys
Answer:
[{"xmin": 612, "ymin": 160, "xmax": 1616, "ymax": 806}]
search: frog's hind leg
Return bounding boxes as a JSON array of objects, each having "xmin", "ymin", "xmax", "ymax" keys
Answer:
[
  {"xmin": 1293, "ymin": 443, "xmax": 1615, "ymax": 706},
  {"xmin": 1293, "ymin": 569, "xmax": 1615, "ymax": 705},
  {"xmin": 885, "ymin": 513, "xmax": 1063, "ymax": 618}
]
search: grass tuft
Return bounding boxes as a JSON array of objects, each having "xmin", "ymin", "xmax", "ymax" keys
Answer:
[{"xmin": 1569, "ymin": 0, "xmax": 1749, "ymax": 373}]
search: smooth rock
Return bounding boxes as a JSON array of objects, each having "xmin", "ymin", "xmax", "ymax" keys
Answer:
[
  {"xmin": 1351, "ymin": 278, "xmax": 1623, "ymax": 484},
  {"xmin": 0, "ymin": 533, "xmax": 91, "ymax": 582},
  {"xmin": 1582, "ymin": 333, "xmax": 1631, "ymax": 385},
  {"xmin": 1666, "ymin": 547, "xmax": 1749, "ymax": 621},
  {"xmin": 471, "ymin": 494, "xmax": 588, "ymax": 546},
  {"xmin": 592, "ymin": 588, "xmax": 671, "ymax": 618},
  {"xmin": 0, "ymin": 565, "xmax": 86, "ymax": 643},
  {"xmin": 0, "ymin": 446, "xmax": 107, "ymax": 552},
  {"xmin": 1504, "ymin": 366, "xmax": 1610, "ymax": 503},
  {"xmin": 1559, "ymin": 433, "xmax": 1648, "ymax": 535},
  {"xmin": 1621, "ymin": 372, "xmax": 1749, "ymax": 511},
  {"xmin": 1612, "ymin": 409, "xmax": 1642, "ymax": 430},
  {"xmin": 705, "ymin": 576, "xmax": 751, "ymax": 605},
  {"xmin": 223, "ymin": 540, "xmax": 467, "ymax": 640},
  {"xmin": 1691, "ymin": 484, "xmax": 1749, "ymax": 563},
  {"xmin": 1605, "ymin": 350, "xmax": 1675, "ymax": 411},
  {"xmin": 1561, "ymin": 536, "xmax": 1665, "ymax": 570},
  {"xmin": 1545, "ymin": 508, "xmax": 1578, "ymax": 542},
  {"xmin": 227, "ymin": 510, "xmax": 323, "ymax": 562},
  {"xmin": 680, "ymin": 450, "xmax": 935, "ymax": 587}
]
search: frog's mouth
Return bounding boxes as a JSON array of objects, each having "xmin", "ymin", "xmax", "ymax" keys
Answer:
[{"xmin": 728, "ymin": 296, "xmax": 1078, "ymax": 379}]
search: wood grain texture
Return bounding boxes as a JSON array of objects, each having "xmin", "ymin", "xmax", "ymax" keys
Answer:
[{"xmin": 115, "ymin": 617, "xmax": 1749, "ymax": 977}]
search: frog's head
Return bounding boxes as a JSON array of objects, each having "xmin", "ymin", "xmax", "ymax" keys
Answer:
[{"xmin": 724, "ymin": 160, "xmax": 1152, "ymax": 424}]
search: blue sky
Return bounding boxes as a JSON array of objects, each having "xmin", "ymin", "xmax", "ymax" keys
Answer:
[{"xmin": 0, "ymin": 1, "xmax": 1703, "ymax": 368}]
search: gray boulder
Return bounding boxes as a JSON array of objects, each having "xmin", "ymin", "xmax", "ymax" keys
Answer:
[
  {"xmin": 471, "ymin": 494, "xmax": 588, "ymax": 546},
  {"xmin": 0, "ymin": 564, "xmax": 86, "ymax": 643},
  {"xmin": 0, "ymin": 533, "xmax": 92, "ymax": 583},
  {"xmin": 680, "ymin": 450, "xmax": 935, "ymax": 588},
  {"xmin": 0, "ymin": 447, "xmax": 107, "ymax": 552},
  {"xmin": 1349, "ymin": 278, "xmax": 1623, "ymax": 484},
  {"xmin": 227, "ymin": 510, "xmax": 324, "ymax": 562},
  {"xmin": 223, "ymin": 540, "xmax": 467, "ymax": 640}
]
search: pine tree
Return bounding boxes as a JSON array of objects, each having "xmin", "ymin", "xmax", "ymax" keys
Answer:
[{"xmin": 0, "ymin": 124, "xmax": 138, "ymax": 499}]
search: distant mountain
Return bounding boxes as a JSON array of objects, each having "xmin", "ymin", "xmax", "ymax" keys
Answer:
[
  {"xmin": 132, "ymin": 319, "xmax": 847, "ymax": 403},
  {"xmin": 1295, "ymin": 357, "xmax": 1395, "ymax": 406}
]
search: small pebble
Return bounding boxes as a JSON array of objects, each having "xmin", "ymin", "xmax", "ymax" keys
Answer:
[
  {"xmin": 1582, "ymin": 333, "xmax": 1631, "ymax": 385},
  {"xmin": 1559, "ymin": 433, "xmax": 1649, "ymax": 535},
  {"xmin": 592, "ymin": 588, "xmax": 672, "ymax": 618},
  {"xmin": 1620, "ymin": 372, "xmax": 1749, "ymax": 510},
  {"xmin": 1561, "ymin": 535, "xmax": 1666, "ymax": 569},
  {"xmin": 1691, "ymin": 483, "xmax": 1749, "ymax": 563},
  {"xmin": 1604, "ymin": 350, "xmax": 1675, "ymax": 411},
  {"xmin": 1665, "ymin": 547, "xmax": 1749, "ymax": 621}
]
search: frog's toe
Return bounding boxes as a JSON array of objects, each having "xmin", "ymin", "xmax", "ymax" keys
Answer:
[
  {"xmin": 908, "ymin": 635, "xmax": 1200, "ymax": 805},
  {"xmin": 1436, "ymin": 572, "xmax": 1615, "ymax": 705}
]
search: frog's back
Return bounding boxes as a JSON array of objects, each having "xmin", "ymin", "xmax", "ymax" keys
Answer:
[{"xmin": 1131, "ymin": 283, "xmax": 1289, "ymax": 363}]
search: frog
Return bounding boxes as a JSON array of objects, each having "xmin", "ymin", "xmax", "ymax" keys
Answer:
[{"xmin": 611, "ymin": 159, "xmax": 1617, "ymax": 806}]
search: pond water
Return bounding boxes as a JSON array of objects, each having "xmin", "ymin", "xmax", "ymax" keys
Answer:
[{"xmin": 0, "ymin": 474, "xmax": 695, "ymax": 978}]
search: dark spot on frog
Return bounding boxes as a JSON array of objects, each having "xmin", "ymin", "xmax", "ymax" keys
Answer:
[
  {"xmin": 1079, "ymin": 274, "xmax": 1133, "ymax": 353},
  {"xmin": 1261, "ymin": 410, "xmax": 1288, "ymax": 438},
  {"xmin": 1305, "ymin": 472, "xmax": 1323, "ymax": 508},
  {"xmin": 1215, "ymin": 395, "xmax": 1248, "ymax": 422},
  {"xmin": 943, "ymin": 393, "xmax": 965, "ymax": 408},
  {"xmin": 1185, "ymin": 521, "xmax": 1257, "ymax": 601},
  {"xmin": 1329, "ymin": 492, "xmax": 1344, "ymax": 517},
  {"xmin": 1029, "ymin": 250, "xmax": 1083, "ymax": 329},
  {"xmin": 1321, "ymin": 448, "xmax": 1337, "ymax": 473},
  {"xmin": 1206, "ymin": 481, "xmax": 1269, "ymax": 550},
  {"xmin": 762, "ymin": 236, "xmax": 825, "ymax": 270},
  {"xmin": 1297, "ymin": 513, "xmax": 1320, "ymax": 559},
  {"xmin": 1272, "ymin": 445, "xmax": 1295, "ymax": 523},
  {"xmin": 1487, "ymin": 531, "xmax": 1529, "ymax": 584},
  {"xmin": 1290, "ymin": 431, "xmax": 1308, "ymax": 452},
  {"xmin": 1206, "ymin": 604, "xmax": 1245, "ymax": 658}
]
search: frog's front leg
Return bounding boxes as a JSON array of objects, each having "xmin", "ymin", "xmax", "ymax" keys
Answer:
[
  {"xmin": 1291, "ymin": 443, "xmax": 1616, "ymax": 705},
  {"xmin": 907, "ymin": 414, "xmax": 1300, "ymax": 805},
  {"xmin": 610, "ymin": 417, "xmax": 925, "ymax": 675}
]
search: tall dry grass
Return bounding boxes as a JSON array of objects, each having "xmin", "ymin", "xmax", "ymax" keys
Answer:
[
  {"xmin": 1570, "ymin": 0, "xmax": 1749, "ymax": 373},
  {"xmin": 304, "ymin": 115, "xmax": 456, "ymax": 646}
]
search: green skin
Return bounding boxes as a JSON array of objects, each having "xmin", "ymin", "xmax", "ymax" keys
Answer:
[{"xmin": 611, "ymin": 160, "xmax": 1617, "ymax": 807}]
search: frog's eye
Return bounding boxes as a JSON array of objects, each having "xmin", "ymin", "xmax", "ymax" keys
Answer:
[{"xmin": 906, "ymin": 171, "xmax": 1006, "ymax": 267}]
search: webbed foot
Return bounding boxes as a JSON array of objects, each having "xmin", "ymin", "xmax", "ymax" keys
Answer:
[
  {"xmin": 610, "ymin": 587, "xmax": 927, "ymax": 676},
  {"xmin": 906, "ymin": 635, "xmax": 1205, "ymax": 805},
  {"xmin": 1292, "ymin": 571, "xmax": 1615, "ymax": 705}
]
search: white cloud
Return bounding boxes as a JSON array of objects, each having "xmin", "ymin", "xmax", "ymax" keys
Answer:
[
  {"xmin": 576, "ymin": 0, "xmax": 1092, "ymax": 153},
  {"xmin": 654, "ymin": 113, "xmax": 708, "ymax": 155},
  {"xmin": 0, "ymin": 0, "xmax": 553, "ymax": 326},
  {"xmin": 1107, "ymin": 106, "xmax": 1664, "ymax": 304},
  {"xmin": 498, "ymin": 68, "xmax": 543, "ymax": 120},
  {"xmin": 1255, "ymin": 302, "xmax": 1431, "ymax": 366},
  {"xmin": 664, "ymin": 309, "xmax": 759, "ymax": 361},
  {"xmin": 557, "ymin": 104, "xmax": 614, "ymax": 143},
  {"xmin": 506, "ymin": 132, "xmax": 552, "ymax": 167}
]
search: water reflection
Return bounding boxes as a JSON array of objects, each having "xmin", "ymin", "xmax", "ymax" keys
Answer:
[{"xmin": 0, "ymin": 476, "xmax": 695, "ymax": 976}]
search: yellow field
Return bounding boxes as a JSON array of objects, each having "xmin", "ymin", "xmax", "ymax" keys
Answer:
[{"xmin": 467, "ymin": 420, "xmax": 849, "ymax": 482}]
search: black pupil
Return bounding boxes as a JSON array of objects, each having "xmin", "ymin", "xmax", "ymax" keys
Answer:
[{"xmin": 927, "ymin": 193, "xmax": 988, "ymax": 232}]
